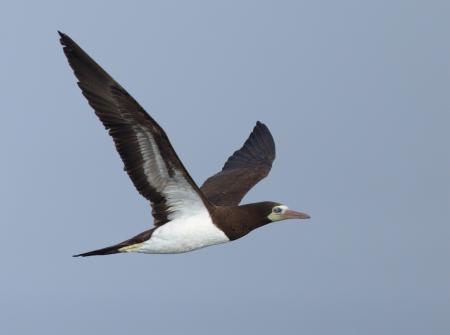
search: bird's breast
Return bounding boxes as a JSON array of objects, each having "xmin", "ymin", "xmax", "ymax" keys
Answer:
[{"xmin": 134, "ymin": 210, "xmax": 230, "ymax": 254}]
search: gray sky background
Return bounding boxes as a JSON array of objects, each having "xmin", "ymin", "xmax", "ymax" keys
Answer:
[{"xmin": 1, "ymin": 1, "xmax": 449, "ymax": 334}]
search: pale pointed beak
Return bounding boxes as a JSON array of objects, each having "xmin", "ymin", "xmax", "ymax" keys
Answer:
[{"xmin": 282, "ymin": 210, "xmax": 311, "ymax": 220}]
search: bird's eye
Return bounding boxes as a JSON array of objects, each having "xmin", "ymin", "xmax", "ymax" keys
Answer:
[{"xmin": 273, "ymin": 207, "xmax": 282, "ymax": 214}]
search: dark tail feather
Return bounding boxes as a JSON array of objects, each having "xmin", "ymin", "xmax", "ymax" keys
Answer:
[
  {"xmin": 73, "ymin": 228, "xmax": 155, "ymax": 257},
  {"xmin": 73, "ymin": 245, "xmax": 122, "ymax": 257}
]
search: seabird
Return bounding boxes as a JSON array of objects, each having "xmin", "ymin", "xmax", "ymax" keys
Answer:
[{"xmin": 59, "ymin": 32, "xmax": 310, "ymax": 257}]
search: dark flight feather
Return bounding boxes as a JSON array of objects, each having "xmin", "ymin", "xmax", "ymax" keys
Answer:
[
  {"xmin": 59, "ymin": 32, "xmax": 209, "ymax": 227},
  {"xmin": 201, "ymin": 121, "xmax": 276, "ymax": 206}
]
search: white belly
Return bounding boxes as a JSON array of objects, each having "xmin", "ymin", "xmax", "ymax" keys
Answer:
[{"xmin": 134, "ymin": 210, "xmax": 230, "ymax": 254}]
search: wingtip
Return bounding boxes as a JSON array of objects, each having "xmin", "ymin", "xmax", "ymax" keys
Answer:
[
  {"xmin": 58, "ymin": 31, "xmax": 68, "ymax": 47},
  {"xmin": 254, "ymin": 121, "xmax": 272, "ymax": 138},
  {"xmin": 58, "ymin": 31, "xmax": 74, "ymax": 48},
  {"xmin": 255, "ymin": 120, "xmax": 269, "ymax": 130},
  {"xmin": 58, "ymin": 31, "xmax": 67, "ymax": 41}
]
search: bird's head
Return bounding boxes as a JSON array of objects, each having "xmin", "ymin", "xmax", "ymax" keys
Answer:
[
  {"xmin": 239, "ymin": 201, "xmax": 310, "ymax": 229},
  {"xmin": 221, "ymin": 201, "xmax": 310, "ymax": 240},
  {"xmin": 266, "ymin": 202, "xmax": 310, "ymax": 222}
]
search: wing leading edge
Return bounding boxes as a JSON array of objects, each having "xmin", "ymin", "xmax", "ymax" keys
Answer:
[{"xmin": 59, "ymin": 32, "xmax": 210, "ymax": 227}]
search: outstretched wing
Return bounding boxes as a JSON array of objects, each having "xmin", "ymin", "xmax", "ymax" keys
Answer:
[
  {"xmin": 201, "ymin": 122, "xmax": 276, "ymax": 206},
  {"xmin": 59, "ymin": 32, "xmax": 209, "ymax": 227}
]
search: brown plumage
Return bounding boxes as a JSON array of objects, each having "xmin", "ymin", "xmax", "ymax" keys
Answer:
[
  {"xmin": 59, "ymin": 32, "xmax": 310, "ymax": 257},
  {"xmin": 201, "ymin": 121, "xmax": 275, "ymax": 206}
]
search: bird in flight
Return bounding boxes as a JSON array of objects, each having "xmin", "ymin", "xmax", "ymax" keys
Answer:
[{"xmin": 59, "ymin": 32, "xmax": 310, "ymax": 257}]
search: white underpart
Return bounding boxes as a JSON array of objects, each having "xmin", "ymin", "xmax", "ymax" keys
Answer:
[
  {"xmin": 136, "ymin": 208, "xmax": 229, "ymax": 253},
  {"xmin": 132, "ymin": 127, "xmax": 229, "ymax": 253}
]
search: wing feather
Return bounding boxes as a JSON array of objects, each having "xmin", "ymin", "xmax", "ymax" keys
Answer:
[
  {"xmin": 59, "ymin": 32, "xmax": 209, "ymax": 226},
  {"xmin": 201, "ymin": 122, "xmax": 276, "ymax": 206}
]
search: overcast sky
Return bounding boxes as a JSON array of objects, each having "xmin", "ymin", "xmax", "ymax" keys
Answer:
[{"xmin": 1, "ymin": 1, "xmax": 449, "ymax": 334}]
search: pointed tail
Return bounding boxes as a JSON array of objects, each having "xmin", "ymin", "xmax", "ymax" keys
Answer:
[
  {"xmin": 73, "ymin": 245, "xmax": 122, "ymax": 257},
  {"xmin": 73, "ymin": 228, "xmax": 154, "ymax": 257}
]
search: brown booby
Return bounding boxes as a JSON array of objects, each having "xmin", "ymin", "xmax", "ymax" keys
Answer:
[{"xmin": 59, "ymin": 32, "xmax": 310, "ymax": 257}]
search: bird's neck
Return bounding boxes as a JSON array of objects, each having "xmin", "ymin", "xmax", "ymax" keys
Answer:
[{"xmin": 211, "ymin": 204, "xmax": 272, "ymax": 240}]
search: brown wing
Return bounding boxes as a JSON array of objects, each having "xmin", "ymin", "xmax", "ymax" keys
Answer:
[
  {"xmin": 59, "ymin": 32, "xmax": 210, "ymax": 227},
  {"xmin": 201, "ymin": 122, "xmax": 276, "ymax": 206}
]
